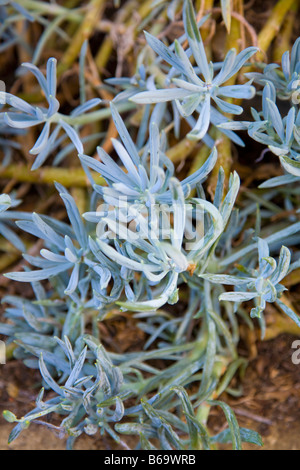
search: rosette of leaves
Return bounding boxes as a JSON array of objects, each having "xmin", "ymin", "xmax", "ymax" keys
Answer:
[
  {"xmin": 81, "ymin": 103, "xmax": 217, "ymax": 207},
  {"xmin": 218, "ymin": 38, "xmax": 300, "ymax": 187},
  {"xmin": 200, "ymin": 238, "xmax": 300, "ymax": 335},
  {"xmin": 1, "ymin": 182, "xmax": 260, "ymax": 451},
  {"xmin": 106, "ymin": 13, "xmax": 245, "ymax": 148},
  {"xmin": 3, "ymin": 96, "xmax": 242, "ymax": 315},
  {"xmin": 80, "ymin": 104, "xmax": 241, "ymax": 310},
  {"xmin": 82, "ymin": 167, "xmax": 240, "ymax": 312},
  {"xmin": 0, "ymin": 102, "xmax": 232, "ymax": 314},
  {"xmin": 3, "ymin": 184, "xmax": 126, "ymax": 309},
  {"xmin": 246, "ymin": 37, "xmax": 300, "ymax": 101},
  {"xmin": 220, "ymin": 81, "xmax": 300, "ymax": 186},
  {"xmin": 0, "ymin": 57, "xmax": 101, "ymax": 170},
  {"xmin": 2, "ymin": 336, "xmax": 131, "ymax": 448},
  {"xmin": 0, "ymin": 278, "xmax": 88, "ymax": 364},
  {"xmin": 130, "ymin": 0, "xmax": 257, "ymax": 142}
]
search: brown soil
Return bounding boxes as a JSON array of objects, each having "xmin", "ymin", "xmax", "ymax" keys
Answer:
[{"xmin": 210, "ymin": 334, "xmax": 300, "ymax": 450}]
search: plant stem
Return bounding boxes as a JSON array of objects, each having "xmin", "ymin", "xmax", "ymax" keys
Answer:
[
  {"xmin": 208, "ymin": 0, "xmax": 244, "ymax": 194},
  {"xmin": 273, "ymin": 0, "xmax": 299, "ymax": 61},
  {"xmin": 57, "ymin": 0, "xmax": 106, "ymax": 76},
  {"xmin": 60, "ymin": 102, "xmax": 136, "ymax": 126},
  {"xmin": 264, "ymin": 307, "xmax": 300, "ymax": 340},
  {"xmin": 17, "ymin": 0, "xmax": 83, "ymax": 20},
  {"xmin": 257, "ymin": 0, "xmax": 297, "ymax": 61},
  {"xmin": 165, "ymin": 138, "xmax": 198, "ymax": 164},
  {"xmin": 282, "ymin": 267, "xmax": 300, "ymax": 287},
  {"xmin": 0, "ymin": 252, "xmax": 20, "ymax": 272},
  {"xmin": 0, "ymin": 165, "xmax": 104, "ymax": 188},
  {"xmin": 209, "ymin": 131, "xmax": 232, "ymax": 197}
]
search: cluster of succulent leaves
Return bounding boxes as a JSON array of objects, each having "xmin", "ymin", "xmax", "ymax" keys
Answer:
[
  {"xmin": 130, "ymin": 1, "xmax": 257, "ymax": 143},
  {"xmin": 220, "ymin": 37, "xmax": 300, "ymax": 186},
  {"xmin": 0, "ymin": 0, "xmax": 300, "ymax": 451}
]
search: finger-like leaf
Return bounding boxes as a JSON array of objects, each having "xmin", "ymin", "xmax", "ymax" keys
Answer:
[{"xmin": 221, "ymin": 0, "xmax": 231, "ymax": 33}]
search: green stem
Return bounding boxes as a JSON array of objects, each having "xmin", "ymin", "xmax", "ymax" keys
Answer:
[
  {"xmin": 32, "ymin": 14, "xmax": 70, "ymax": 65},
  {"xmin": 257, "ymin": 0, "xmax": 297, "ymax": 60},
  {"xmin": 0, "ymin": 165, "xmax": 104, "ymax": 188},
  {"xmin": 0, "ymin": 252, "xmax": 20, "ymax": 272},
  {"xmin": 273, "ymin": 0, "xmax": 299, "ymax": 61},
  {"xmin": 16, "ymin": 0, "xmax": 83, "ymax": 19},
  {"xmin": 57, "ymin": 0, "xmax": 106, "ymax": 76},
  {"xmin": 58, "ymin": 102, "xmax": 136, "ymax": 126}
]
